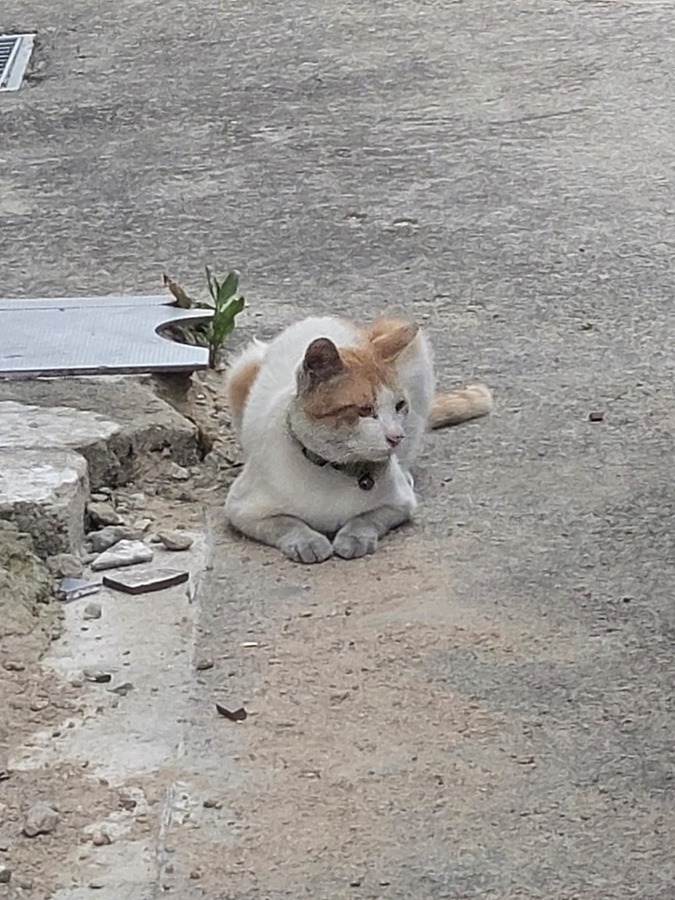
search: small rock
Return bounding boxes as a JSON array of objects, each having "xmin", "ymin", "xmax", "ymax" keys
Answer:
[
  {"xmin": 91, "ymin": 540, "xmax": 153, "ymax": 571},
  {"xmin": 170, "ymin": 463, "xmax": 190, "ymax": 481},
  {"xmin": 0, "ymin": 835, "xmax": 11, "ymax": 851},
  {"xmin": 87, "ymin": 502, "xmax": 123, "ymax": 528},
  {"xmin": 196, "ymin": 657, "xmax": 214, "ymax": 671},
  {"xmin": 23, "ymin": 801, "xmax": 60, "ymax": 837},
  {"xmin": 29, "ymin": 698, "xmax": 49, "ymax": 712},
  {"xmin": 133, "ymin": 518, "xmax": 153, "ymax": 532},
  {"xmin": 589, "ymin": 411, "xmax": 605, "ymax": 422},
  {"xmin": 2, "ymin": 660, "xmax": 25, "ymax": 672},
  {"xmin": 90, "ymin": 492, "xmax": 109, "ymax": 503},
  {"xmin": 158, "ymin": 531, "xmax": 194, "ymax": 552},
  {"xmin": 189, "ymin": 869, "xmax": 202, "ymax": 880},
  {"xmin": 83, "ymin": 668, "xmax": 112, "ymax": 683},
  {"xmin": 91, "ymin": 827, "xmax": 112, "ymax": 846},
  {"xmin": 109, "ymin": 681, "xmax": 134, "ymax": 696},
  {"xmin": 46, "ymin": 553, "xmax": 83, "ymax": 577},
  {"xmin": 215, "ymin": 701, "xmax": 247, "ymax": 722},
  {"xmin": 202, "ymin": 798, "xmax": 221, "ymax": 809},
  {"xmin": 89, "ymin": 879, "xmax": 105, "ymax": 889},
  {"xmin": 0, "ymin": 864, "xmax": 11, "ymax": 883},
  {"xmin": 128, "ymin": 492, "xmax": 147, "ymax": 507},
  {"xmin": 18, "ymin": 879, "xmax": 34, "ymax": 890},
  {"xmin": 89, "ymin": 526, "xmax": 143, "ymax": 553},
  {"xmin": 83, "ymin": 602, "xmax": 102, "ymax": 620}
]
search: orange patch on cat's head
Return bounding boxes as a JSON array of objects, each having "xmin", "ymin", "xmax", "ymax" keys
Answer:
[{"xmin": 298, "ymin": 319, "xmax": 419, "ymax": 426}]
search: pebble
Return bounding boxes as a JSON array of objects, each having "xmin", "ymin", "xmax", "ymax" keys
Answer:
[
  {"xmin": 89, "ymin": 879, "xmax": 105, "ymax": 889},
  {"xmin": 91, "ymin": 827, "xmax": 113, "ymax": 846},
  {"xmin": 128, "ymin": 492, "xmax": 147, "ymax": 507},
  {"xmin": 196, "ymin": 657, "xmax": 214, "ymax": 671},
  {"xmin": 109, "ymin": 681, "xmax": 134, "ymax": 696},
  {"xmin": 83, "ymin": 602, "xmax": 102, "ymax": 620},
  {"xmin": 91, "ymin": 540, "xmax": 153, "ymax": 571},
  {"xmin": 46, "ymin": 553, "xmax": 83, "ymax": 577},
  {"xmin": 90, "ymin": 492, "xmax": 109, "ymax": 503},
  {"xmin": 2, "ymin": 660, "xmax": 25, "ymax": 672},
  {"xmin": 23, "ymin": 801, "xmax": 60, "ymax": 837},
  {"xmin": 0, "ymin": 864, "xmax": 11, "ymax": 883},
  {"xmin": 29, "ymin": 698, "xmax": 49, "ymax": 712},
  {"xmin": 158, "ymin": 531, "xmax": 194, "ymax": 552},
  {"xmin": 202, "ymin": 798, "xmax": 221, "ymax": 809},
  {"xmin": 133, "ymin": 518, "xmax": 153, "ymax": 532},
  {"xmin": 170, "ymin": 463, "xmax": 190, "ymax": 481},
  {"xmin": 589, "ymin": 411, "xmax": 605, "ymax": 422},
  {"xmin": 89, "ymin": 526, "xmax": 143, "ymax": 553},
  {"xmin": 83, "ymin": 668, "xmax": 112, "ymax": 683},
  {"xmin": 87, "ymin": 502, "xmax": 123, "ymax": 528}
]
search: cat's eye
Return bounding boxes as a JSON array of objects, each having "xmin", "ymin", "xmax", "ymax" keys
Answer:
[
  {"xmin": 395, "ymin": 399, "xmax": 408, "ymax": 414},
  {"xmin": 358, "ymin": 404, "xmax": 376, "ymax": 418}
]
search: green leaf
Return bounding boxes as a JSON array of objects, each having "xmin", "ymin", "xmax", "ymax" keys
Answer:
[{"xmin": 216, "ymin": 271, "xmax": 239, "ymax": 307}]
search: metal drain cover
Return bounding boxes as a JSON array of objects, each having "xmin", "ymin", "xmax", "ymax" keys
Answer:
[
  {"xmin": 0, "ymin": 33, "xmax": 36, "ymax": 92},
  {"xmin": 0, "ymin": 295, "xmax": 210, "ymax": 377}
]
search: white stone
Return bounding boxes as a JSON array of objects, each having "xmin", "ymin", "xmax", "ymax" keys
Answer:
[
  {"xmin": 91, "ymin": 540, "xmax": 153, "ymax": 571},
  {"xmin": 158, "ymin": 531, "xmax": 194, "ymax": 551},
  {"xmin": 23, "ymin": 801, "xmax": 59, "ymax": 837}
]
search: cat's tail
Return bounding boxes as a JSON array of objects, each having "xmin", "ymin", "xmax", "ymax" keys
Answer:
[
  {"xmin": 428, "ymin": 384, "xmax": 492, "ymax": 430},
  {"xmin": 226, "ymin": 339, "xmax": 267, "ymax": 432}
]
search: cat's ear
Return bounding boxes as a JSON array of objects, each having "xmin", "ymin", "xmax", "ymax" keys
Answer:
[
  {"xmin": 301, "ymin": 337, "xmax": 345, "ymax": 390},
  {"xmin": 368, "ymin": 319, "xmax": 419, "ymax": 362}
]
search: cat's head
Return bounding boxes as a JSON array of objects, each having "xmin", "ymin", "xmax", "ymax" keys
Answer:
[{"xmin": 288, "ymin": 319, "xmax": 419, "ymax": 464}]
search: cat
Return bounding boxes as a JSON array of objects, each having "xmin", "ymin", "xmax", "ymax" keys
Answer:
[{"xmin": 224, "ymin": 315, "xmax": 491, "ymax": 563}]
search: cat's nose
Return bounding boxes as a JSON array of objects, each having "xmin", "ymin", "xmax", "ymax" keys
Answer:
[{"xmin": 386, "ymin": 432, "xmax": 404, "ymax": 448}]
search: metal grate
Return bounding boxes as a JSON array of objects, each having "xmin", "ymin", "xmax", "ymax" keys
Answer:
[{"xmin": 0, "ymin": 33, "xmax": 36, "ymax": 92}]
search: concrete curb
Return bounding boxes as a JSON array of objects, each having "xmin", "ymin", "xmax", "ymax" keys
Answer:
[{"xmin": 0, "ymin": 377, "xmax": 203, "ymax": 557}]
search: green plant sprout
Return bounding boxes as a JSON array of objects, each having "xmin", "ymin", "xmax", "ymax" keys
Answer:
[
  {"xmin": 204, "ymin": 267, "xmax": 246, "ymax": 367},
  {"xmin": 162, "ymin": 267, "xmax": 246, "ymax": 368}
]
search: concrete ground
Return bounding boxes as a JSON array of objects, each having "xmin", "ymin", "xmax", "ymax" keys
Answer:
[{"xmin": 1, "ymin": 0, "xmax": 675, "ymax": 898}]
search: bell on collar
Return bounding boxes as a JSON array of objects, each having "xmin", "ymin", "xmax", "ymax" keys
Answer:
[{"xmin": 357, "ymin": 471, "xmax": 375, "ymax": 491}]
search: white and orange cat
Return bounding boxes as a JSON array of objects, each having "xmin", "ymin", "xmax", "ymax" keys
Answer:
[{"xmin": 224, "ymin": 316, "xmax": 491, "ymax": 563}]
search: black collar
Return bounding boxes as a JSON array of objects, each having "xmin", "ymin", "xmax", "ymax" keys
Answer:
[{"xmin": 288, "ymin": 429, "xmax": 385, "ymax": 492}]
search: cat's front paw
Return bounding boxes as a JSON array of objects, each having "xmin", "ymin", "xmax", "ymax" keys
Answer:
[
  {"xmin": 279, "ymin": 530, "xmax": 334, "ymax": 564},
  {"xmin": 333, "ymin": 527, "xmax": 379, "ymax": 560}
]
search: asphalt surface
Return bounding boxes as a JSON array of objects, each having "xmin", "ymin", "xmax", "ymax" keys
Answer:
[{"xmin": 2, "ymin": 0, "xmax": 674, "ymax": 897}]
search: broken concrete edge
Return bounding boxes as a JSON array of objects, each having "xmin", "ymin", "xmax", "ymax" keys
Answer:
[
  {"xmin": 0, "ymin": 375, "xmax": 209, "ymax": 560},
  {"xmin": 0, "ymin": 375, "xmax": 206, "ymax": 489},
  {"xmin": 0, "ymin": 520, "xmax": 63, "ymax": 656}
]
